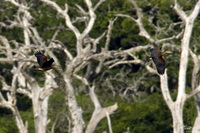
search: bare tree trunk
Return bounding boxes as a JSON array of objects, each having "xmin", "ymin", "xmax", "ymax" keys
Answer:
[
  {"xmin": 0, "ymin": 65, "xmax": 28, "ymax": 133},
  {"xmin": 171, "ymin": 103, "xmax": 184, "ymax": 133},
  {"xmin": 190, "ymin": 46, "xmax": 200, "ymax": 133},
  {"xmin": 192, "ymin": 112, "xmax": 200, "ymax": 132},
  {"xmin": 160, "ymin": 1, "xmax": 200, "ymax": 133},
  {"xmin": 64, "ymin": 76, "xmax": 85, "ymax": 133},
  {"xmin": 32, "ymin": 91, "xmax": 49, "ymax": 133},
  {"xmin": 22, "ymin": 71, "xmax": 56, "ymax": 133}
]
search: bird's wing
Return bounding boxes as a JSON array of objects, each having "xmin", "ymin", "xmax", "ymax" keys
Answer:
[
  {"xmin": 42, "ymin": 58, "xmax": 54, "ymax": 68},
  {"xmin": 34, "ymin": 51, "xmax": 47, "ymax": 67},
  {"xmin": 152, "ymin": 56, "xmax": 165, "ymax": 75}
]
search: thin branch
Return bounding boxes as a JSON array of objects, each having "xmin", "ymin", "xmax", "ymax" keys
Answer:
[
  {"xmin": 188, "ymin": 0, "xmax": 200, "ymax": 21},
  {"xmin": 106, "ymin": 111, "xmax": 113, "ymax": 133},
  {"xmin": 94, "ymin": 0, "xmax": 106, "ymax": 11},
  {"xmin": 17, "ymin": 88, "xmax": 32, "ymax": 99},
  {"xmin": 40, "ymin": 0, "xmax": 81, "ymax": 38},
  {"xmin": 81, "ymin": 0, "xmax": 96, "ymax": 40},
  {"xmin": 76, "ymin": 4, "xmax": 87, "ymax": 15},
  {"xmin": 89, "ymin": 85, "xmax": 101, "ymax": 109},
  {"xmin": 186, "ymin": 85, "xmax": 200, "ymax": 99},
  {"xmin": 73, "ymin": 74, "xmax": 89, "ymax": 85},
  {"xmin": 105, "ymin": 18, "xmax": 117, "ymax": 51},
  {"xmin": 92, "ymin": 31, "xmax": 106, "ymax": 52},
  {"xmin": 116, "ymin": 0, "xmax": 155, "ymax": 43},
  {"xmin": 109, "ymin": 59, "xmax": 143, "ymax": 69},
  {"xmin": 5, "ymin": 0, "xmax": 28, "ymax": 9}
]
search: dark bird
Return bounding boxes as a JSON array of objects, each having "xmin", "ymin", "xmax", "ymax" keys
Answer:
[
  {"xmin": 147, "ymin": 47, "xmax": 172, "ymax": 75},
  {"xmin": 34, "ymin": 51, "xmax": 60, "ymax": 71}
]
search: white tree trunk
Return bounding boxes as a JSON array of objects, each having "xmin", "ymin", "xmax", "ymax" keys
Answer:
[
  {"xmin": 64, "ymin": 76, "xmax": 85, "ymax": 133},
  {"xmin": 32, "ymin": 90, "xmax": 49, "ymax": 133},
  {"xmin": 160, "ymin": 1, "xmax": 200, "ymax": 133},
  {"xmin": 190, "ymin": 51, "xmax": 200, "ymax": 133},
  {"xmin": 171, "ymin": 103, "xmax": 184, "ymax": 133},
  {"xmin": 192, "ymin": 112, "xmax": 200, "ymax": 133}
]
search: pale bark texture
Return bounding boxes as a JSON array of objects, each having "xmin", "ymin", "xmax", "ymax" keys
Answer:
[
  {"xmin": 190, "ymin": 49, "xmax": 200, "ymax": 132},
  {"xmin": 2, "ymin": 0, "xmax": 200, "ymax": 132},
  {"xmin": 85, "ymin": 85, "xmax": 118, "ymax": 133},
  {"xmin": 0, "ymin": 0, "xmax": 58, "ymax": 133},
  {"xmin": 162, "ymin": 1, "xmax": 200, "ymax": 132},
  {"xmin": 39, "ymin": 0, "xmax": 146, "ymax": 132},
  {"xmin": 0, "ymin": 64, "xmax": 28, "ymax": 133},
  {"xmin": 118, "ymin": 0, "xmax": 200, "ymax": 133}
]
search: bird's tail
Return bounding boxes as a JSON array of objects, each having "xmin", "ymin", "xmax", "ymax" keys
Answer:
[{"xmin": 51, "ymin": 65, "xmax": 61, "ymax": 69}]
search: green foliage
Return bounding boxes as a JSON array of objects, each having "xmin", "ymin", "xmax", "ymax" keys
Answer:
[
  {"xmin": 94, "ymin": 93, "xmax": 172, "ymax": 133},
  {"xmin": 0, "ymin": 0, "xmax": 200, "ymax": 132},
  {"xmin": 20, "ymin": 109, "xmax": 35, "ymax": 133},
  {"xmin": 47, "ymin": 89, "xmax": 69, "ymax": 133},
  {"xmin": 0, "ymin": 114, "xmax": 19, "ymax": 133},
  {"xmin": 77, "ymin": 93, "xmax": 94, "ymax": 126},
  {"xmin": 183, "ymin": 98, "xmax": 197, "ymax": 132}
]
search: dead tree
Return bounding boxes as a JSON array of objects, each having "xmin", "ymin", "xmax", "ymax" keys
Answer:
[
  {"xmin": 3, "ymin": 0, "xmax": 200, "ymax": 132},
  {"xmin": 117, "ymin": 0, "xmax": 200, "ymax": 133},
  {"xmin": 0, "ymin": 1, "xmax": 58, "ymax": 133}
]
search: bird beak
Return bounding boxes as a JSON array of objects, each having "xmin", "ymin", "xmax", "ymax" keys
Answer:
[
  {"xmin": 165, "ymin": 50, "xmax": 173, "ymax": 54},
  {"xmin": 162, "ymin": 50, "xmax": 173, "ymax": 55}
]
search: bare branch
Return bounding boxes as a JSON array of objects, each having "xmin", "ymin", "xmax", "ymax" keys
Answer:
[
  {"xmin": 188, "ymin": 0, "xmax": 200, "ymax": 21},
  {"xmin": 106, "ymin": 111, "xmax": 113, "ymax": 133},
  {"xmin": 86, "ymin": 83, "xmax": 118, "ymax": 133},
  {"xmin": 0, "ymin": 75, "xmax": 11, "ymax": 91},
  {"xmin": 81, "ymin": 0, "xmax": 96, "ymax": 40},
  {"xmin": 92, "ymin": 31, "xmax": 106, "ymax": 52},
  {"xmin": 160, "ymin": 70, "xmax": 173, "ymax": 108},
  {"xmin": 5, "ymin": 0, "xmax": 28, "ymax": 9},
  {"xmin": 94, "ymin": 0, "xmax": 106, "ymax": 11},
  {"xmin": 190, "ymin": 49, "xmax": 200, "ymax": 89},
  {"xmin": 73, "ymin": 74, "xmax": 89, "ymax": 85},
  {"xmin": 109, "ymin": 59, "xmax": 143, "ymax": 69},
  {"xmin": 105, "ymin": 18, "xmax": 117, "ymax": 51},
  {"xmin": 89, "ymin": 85, "xmax": 101, "ymax": 109},
  {"xmin": 177, "ymin": 0, "xmax": 200, "ymax": 101},
  {"xmin": 0, "ymin": 35, "xmax": 13, "ymax": 57},
  {"xmin": 85, "ymin": 102, "xmax": 118, "ymax": 133},
  {"xmin": 17, "ymin": 88, "xmax": 32, "ymax": 99},
  {"xmin": 40, "ymin": 0, "xmax": 81, "ymax": 39},
  {"xmin": 76, "ymin": 4, "xmax": 87, "ymax": 15},
  {"xmin": 116, "ymin": 0, "xmax": 155, "ymax": 43},
  {"xmin": 174, "ymin": 0, "xmax": 187, "ymax": 21},
  {"xmin": 39, "ymin": 88, "xmax": 54, "ymax": 100},
  {"xmin": 186, "ymin": 85, "xmax": 200, "ymax": 99},
  {"xmin": 155, "ymin": 35, "xmax": 177, "ymax": 44}
]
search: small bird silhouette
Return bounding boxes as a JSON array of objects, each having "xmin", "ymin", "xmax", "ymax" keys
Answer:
[
  {"xmin": 34, "ymin": 51, "xmax": 60, "ymax": 71},
  {"xmin": 147, "ymin": 47, "xmax": 172, "ymax": 75}
]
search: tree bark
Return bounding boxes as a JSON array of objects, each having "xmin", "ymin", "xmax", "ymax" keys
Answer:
[
  {"xmin": 32, "ymin": 91, "xmax": 49, "ymax": 133},
  {"xmin": 192, "ymin": 112, "xmax": 200, "ymax": 133},
  {"xmin": 85, "ymin": 86, "xmax": 118, "ymax": 133},
  {"xmin": 64, "ymin": 76, "xmax": 85, "ymax": 133}
]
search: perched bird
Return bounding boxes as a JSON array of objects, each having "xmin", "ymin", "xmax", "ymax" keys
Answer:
[
  {"xmin": 34, "ymin": 51, "xmax": 60, "ymax": 71},
  {"xmin": 147, "ymin": 47, "xmax": 172, "ymax": 75}
]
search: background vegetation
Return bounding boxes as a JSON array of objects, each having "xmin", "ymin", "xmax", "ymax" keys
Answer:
[{"xmin": 0, "ymin": 0, "xmax": 198, "ymax": 132}]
